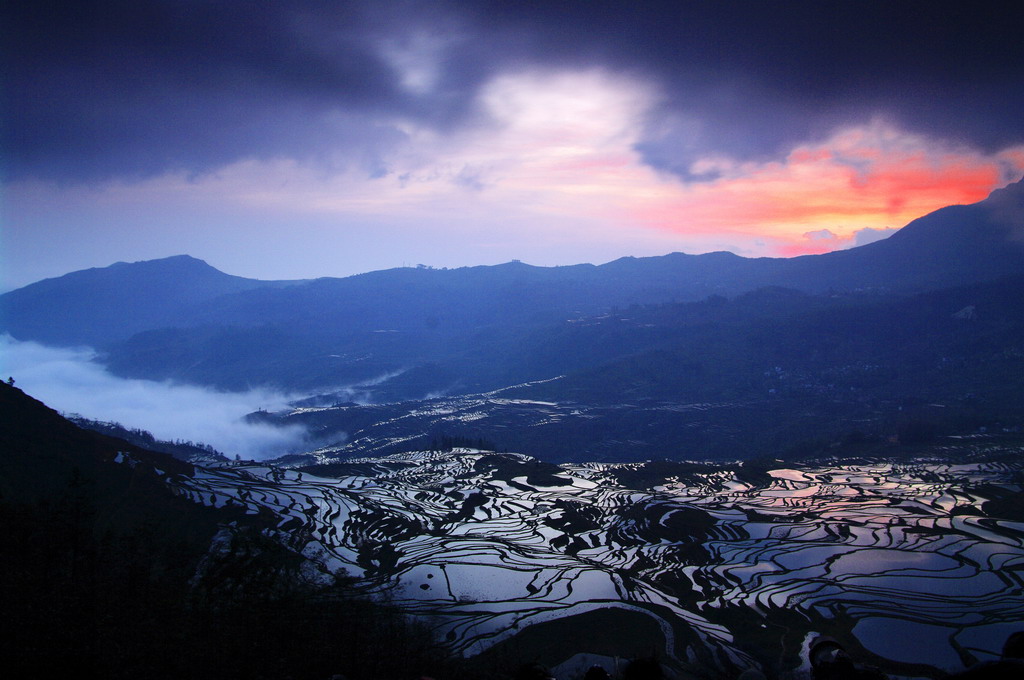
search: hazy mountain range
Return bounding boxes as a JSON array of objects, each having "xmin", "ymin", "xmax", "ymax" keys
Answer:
[
  {"xmin": 3, "ymin": 179, "xmax": 1023, "ymax": 462},
  {"xmin": 3, "ymin": 179, "xmax": 1023, "ymax": 395}
]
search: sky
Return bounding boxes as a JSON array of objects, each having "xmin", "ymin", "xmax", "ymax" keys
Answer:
[{"xmin": 3, "ymin": 0, "xmax": 1024, "ymax": 290}]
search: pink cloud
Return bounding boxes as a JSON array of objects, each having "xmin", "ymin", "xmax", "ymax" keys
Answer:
[
  {"xmin": 626, "ymin": 123, "xmax": 1024, "ymax": 255},
  {"xmin": 11, "ymin": 70, "xmax": 1024, "ymax": 284}
]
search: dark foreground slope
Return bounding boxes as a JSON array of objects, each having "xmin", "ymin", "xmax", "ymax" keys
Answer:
[
  {"xmin": 5, "ymin": 385, "xmax": 1024, "ymax": 679},
  {"xmin": 0, "ymin": 384, "xmax": 474, "ymax": 680}
]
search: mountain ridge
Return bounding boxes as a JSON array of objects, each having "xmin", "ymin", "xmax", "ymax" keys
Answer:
[
  {"xmin": 6, "ymin": 179, "xmax": 1022, "ymax": 309},
  {"xmin": 0, "ymin": 254, "xmax": 301, "ymax": 347},
  {"xmin": 2, "ymin": 180, "xmax": 1022, "ymax": 395}
]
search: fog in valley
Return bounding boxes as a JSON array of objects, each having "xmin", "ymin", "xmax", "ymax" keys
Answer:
[{"xmin": 0, "ymin": 334, "xmax": 309, "ymax": 460}]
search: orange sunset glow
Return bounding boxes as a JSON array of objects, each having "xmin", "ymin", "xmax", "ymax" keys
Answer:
[{"xmin": 4, "ymin": 2, "xmax": 1023, "ymax": 287}]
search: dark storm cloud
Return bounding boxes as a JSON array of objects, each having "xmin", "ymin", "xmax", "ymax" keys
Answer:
[
  {"xmin": 4, "ymin": 0, "xmax": 1022, "ymax": 182},
  {"xmin": 467, "ymin": 1, "xmax": 1024, "ymax": 173},
  {"xmin": 2, "ymin": 0, "xmax": 475, "ymax": 179}
]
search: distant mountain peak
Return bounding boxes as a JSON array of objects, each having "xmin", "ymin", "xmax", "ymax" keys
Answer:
[
  {"xmin": 987, "ymin": 175, "xmax": 1024, "ymax": 200},
  {"xmin": 109, "ymin": 254, "xmax": 216, "ymax": 270},
  {"xmin": 0, "ymin": 253, "xmax": 276, "ymax": 347}
]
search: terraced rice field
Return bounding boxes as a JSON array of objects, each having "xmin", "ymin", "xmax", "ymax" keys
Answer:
[{"xmin": 128, "ymin": 449, "xmax": 1024, "ymax": 677}]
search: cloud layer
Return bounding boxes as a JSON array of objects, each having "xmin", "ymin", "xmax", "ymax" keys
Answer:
[
  {"xmin": 0, "ymin": 335, "xmax": 309, "ymax": 460},
  {"xmin": 6, "ymin": 72, "xmax": 1021, "ymax": 288},
  {"xmin": 6, "ymin": 2, "xmax": 1022, "ymax": 182},
  {"xmin": 3, "ymin": 2, "xmax": 1024, "ymax": 287}
]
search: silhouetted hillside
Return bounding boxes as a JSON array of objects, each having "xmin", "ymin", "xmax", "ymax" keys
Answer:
[
  {"xmin": 0, "ymin": 380, "xmax": 196, "ymax": 502},
  {"xmin": 67, "ymin": 415, "xmax": 229, "ymax": 464},
  {"xmin": 0, "ymin": 383, "xmax": 479, "ymax": 679}
]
